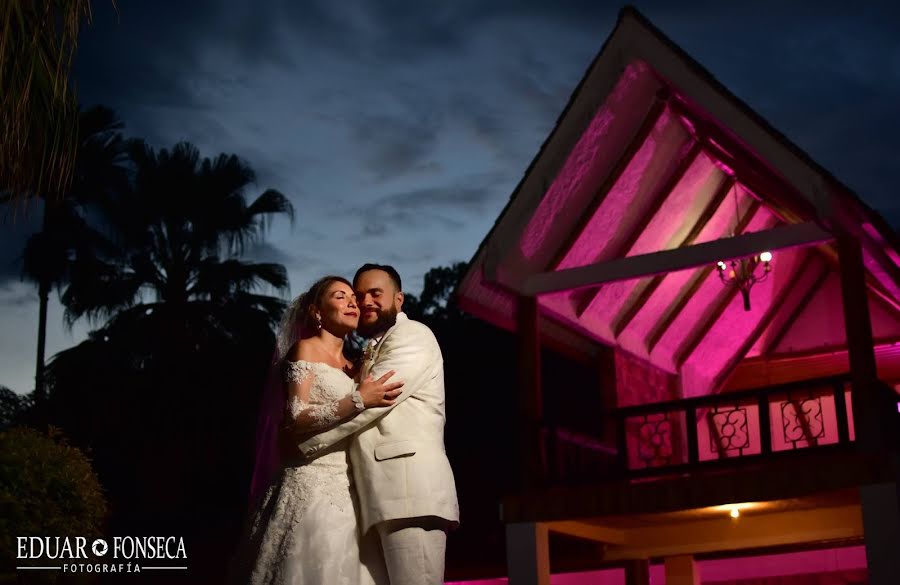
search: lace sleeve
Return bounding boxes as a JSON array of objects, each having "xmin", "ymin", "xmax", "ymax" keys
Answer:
[{"xmin": 283, "ymin": 361, "xmax": 363, "ymax": 432}]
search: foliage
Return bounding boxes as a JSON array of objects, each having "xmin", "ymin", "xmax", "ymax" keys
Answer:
[
  {"xmin": 403, "ymin": 261, "xmax": 469, "ymax": 324},
  {"xmin": 32, "ymin": 139, "xmax": 294, "ymax": 582},
  {"xmin": 21, "ymin": 106, "xmax": 128, "ymax": 291},
  {"xmin": 0, "ymin": 387, "xmax": 31, "ymax": 431},
  {"xmin": 0, "ymin": 0, "xmax": 97, "ymax": 209},
  {"xmin": 0, "ymin": 427, "xmax": 107, "ymax": 575},
  {"xmin": 18, "ymin": 105, "xmax": 129, "ymax": 409},
  {"xmin": 60, "ymin": 140, "xmax": 293, "ymax": 342}
]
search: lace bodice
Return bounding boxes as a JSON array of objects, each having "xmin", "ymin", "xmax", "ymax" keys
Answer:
[{"xmin": 284, "ymin": 359, "xmax": 356, "ymax": 430}]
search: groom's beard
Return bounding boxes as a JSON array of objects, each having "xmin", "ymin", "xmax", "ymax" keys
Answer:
[{"xmin": 357, "ymin": 306, "xmax": 398, "ymax": 339}]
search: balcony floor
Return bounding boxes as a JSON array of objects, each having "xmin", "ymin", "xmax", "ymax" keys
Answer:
[{"xmin": 503, "ymin": 448, "xmax": 895, "ymax": 560}]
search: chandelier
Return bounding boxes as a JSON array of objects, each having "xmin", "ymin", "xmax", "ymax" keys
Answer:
[
  {"xmin": 716, "ymin": 252, "xmax": 772, "ymax": 311},
  {"xmin": 715, "ymin": 182, "xmax": 773, "ymax": 311}
]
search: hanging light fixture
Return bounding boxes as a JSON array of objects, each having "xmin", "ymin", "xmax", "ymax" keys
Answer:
[{"xmin": 715, "ymin": 183, "xmax": 773, "ymax": 311}]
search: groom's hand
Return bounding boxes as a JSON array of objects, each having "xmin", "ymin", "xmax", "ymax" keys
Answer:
[{"xmin": 359, "ymin": 370, "xmax": 404, "ymax": 408}]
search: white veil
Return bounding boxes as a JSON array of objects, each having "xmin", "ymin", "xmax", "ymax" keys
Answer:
[{"xmin": 248, "ymin": 294, "xmax": 306, "ymax": 508}]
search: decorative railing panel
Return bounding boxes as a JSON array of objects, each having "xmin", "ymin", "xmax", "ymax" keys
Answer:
[
  {"xmin": 697, "ymin": 397, "xmax": 762, "ymax": 461},
  {"xmin": 537, "ymin": 377, "xmax": 894, "ymax": 484},
  {"xmin": 623, "ymin": 410, "xmax": 688, "ymax": 469},
  {"xmin": 613, "ymin": 376, "xmax": 856, "ymax": 475}
]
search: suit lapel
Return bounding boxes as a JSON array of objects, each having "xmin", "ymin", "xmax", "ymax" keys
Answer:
[
  {"xmin": 371, "ymin": 313, "xmax": 406, "ymax": 364},
  {"xmin": 363, "ymin": 313, "xmax": 406, "ymax": 377}
]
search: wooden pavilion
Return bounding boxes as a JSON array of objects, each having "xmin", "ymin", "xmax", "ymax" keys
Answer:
[{"xmin": 457, "ymin": 7, "xmax": 900, "ymax": 585}]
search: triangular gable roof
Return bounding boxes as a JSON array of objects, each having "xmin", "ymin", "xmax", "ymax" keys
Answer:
[{"xmin": 457, "ymin": 7, "xmax": 900, "ymax": 397}]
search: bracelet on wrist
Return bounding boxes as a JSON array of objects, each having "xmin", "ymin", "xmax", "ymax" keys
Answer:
[{"xmin": 351, "ymin": 390, "xmax": 365, "ymax": 411}]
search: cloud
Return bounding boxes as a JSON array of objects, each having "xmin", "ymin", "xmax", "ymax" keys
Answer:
[
  {"xmin": 352, "ymin": 172, "xmax": 508, "ymax": 238},
  {"xmin": 348, "ymin": 110, "xmax": 443, "ymax": 181}
]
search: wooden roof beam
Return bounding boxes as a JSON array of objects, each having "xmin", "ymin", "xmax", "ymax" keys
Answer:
[
  {"xmin": 645, "ymin": 200, "xmax": 760, "ymax": 355},
  {"xmin": 611, "ymin": 174, "xmax": 736, "ymax": 337},
  {"xmin": 669, "ymin": 98, "xmax": 817, "ymax": 223},
  {"xmin": 572, "ymin": 140, "xmax": 703, "ymax": 316},
  {"xmin": 547, "ymin": 90, "xmax": 671, "ymax": 271},
  {"xmin": 523, "ymin": 221, "xmax": 832, "ymax": 297}
]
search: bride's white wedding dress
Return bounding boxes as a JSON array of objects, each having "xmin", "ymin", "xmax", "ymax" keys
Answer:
[{"xmin": 244, "ymin": 360, "xmax": 386, "ymax": 585}]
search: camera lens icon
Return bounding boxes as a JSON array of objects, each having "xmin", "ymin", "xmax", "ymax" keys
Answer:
[{"xmin": 92, "ymin": 538, "xmax": 109, "ymax": 557}]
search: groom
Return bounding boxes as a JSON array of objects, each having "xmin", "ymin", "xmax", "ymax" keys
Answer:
[{"xmin": 298, "ymin": 263, "xmax": 459, "ymax": 585}]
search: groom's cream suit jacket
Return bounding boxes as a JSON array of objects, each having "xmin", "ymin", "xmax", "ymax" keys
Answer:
[{"xmin": 298, "ymin": 312, "xmax": 459, "ymax": 533}]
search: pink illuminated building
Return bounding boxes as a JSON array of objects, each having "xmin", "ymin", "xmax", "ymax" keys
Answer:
[{"xmin": 456, "ymin": 7, "xmax": 900, "ymax": 585}]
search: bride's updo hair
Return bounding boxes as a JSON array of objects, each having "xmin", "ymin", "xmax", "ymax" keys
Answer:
[{"xmin": 276, "ymin": 275, "xmax": 353, "ymax": 359}]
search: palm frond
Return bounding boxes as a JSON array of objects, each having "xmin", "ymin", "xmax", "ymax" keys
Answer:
[
  {"xmin": 0, "ymin": 0, "xmax": 96, "ymax": 210},
  {"xmin": 189, "ymin": 258, "xmax": 289, "ymax": 299},
  {"xmin": 61, "ymin": 259, "xmax": 144, "ymax": 328},
  {"xmin": 247, "ymin": 188, "xmax": 295, "ymax": 235}
]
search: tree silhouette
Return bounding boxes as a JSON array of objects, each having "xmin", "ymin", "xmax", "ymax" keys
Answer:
[
  {"xmin": 20, "ymin": 106, "xmax": 128, "ymax": 410},
  {"xmin": 59, "ymin": 140, "xmax": 293, "ymax": 345},
  {"xmin": 403, "ymin": 261, "xmax": 469, "ymax": 324},
  {"xmin": 37, "ymin": 141, "xmax": 295, "ymax": 582},
  {"xmin": 0, "ymin": 386, "xmax": 30, "ymax": 430}
]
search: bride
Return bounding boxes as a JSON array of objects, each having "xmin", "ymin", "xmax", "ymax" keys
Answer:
[{"xmin": 237, "ymin": 275, "xmax": 402, "ymax": 584}]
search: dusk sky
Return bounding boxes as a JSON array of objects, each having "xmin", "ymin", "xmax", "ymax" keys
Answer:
[{"xmin": 2, "ymin": 1, "xmax": 899, "ymax": 395}]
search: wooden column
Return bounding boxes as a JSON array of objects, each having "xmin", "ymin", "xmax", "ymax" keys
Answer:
[
  {"xmin": 860, "ymin": 481, "xmax": 900, "ymax": 585},
  {"xmin": 665, "ymin": 555, "xmax": 700, "ymax": 585},
  {"xmin": 836, "ymin": 233, "xmax": 883, "ymax": 451},
  {"xmin": 506, "ymin": 522, "xmax": 550, "ymax": 585},
  {"xmin": 624, "ymin": 559, "xmax": 650, "ymax": 585},
  {"xmin": 838, "ymin": 233, "xmax": 900, "ymax": 585},
  {"xmin": 597, "ymin": 345, "xmax": 619, "ymax": 446},
  {"xmin": 518, "ymin": 295, "xmax": 545, "ymax": 487}
]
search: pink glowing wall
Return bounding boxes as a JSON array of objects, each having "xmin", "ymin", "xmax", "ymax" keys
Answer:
[
  {"xmin": 446, "ymin": 545, "xmax": 866, "ymax": 584},
  {"xmin": 650, "ymin": 204, "xmax": 779, "ymax": 376},
  {"xmin": 681, "ymin": 242, "xmax": 808, "ymax": 396},
  {"xmin": 769, "ymin": 272, "xmax": 900, "ymax": 355}
]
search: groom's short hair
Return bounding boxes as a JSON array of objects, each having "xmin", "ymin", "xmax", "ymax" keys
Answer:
[{"xmin": 354, "ymin": 263, "xmax": 402, "ymax": 292}]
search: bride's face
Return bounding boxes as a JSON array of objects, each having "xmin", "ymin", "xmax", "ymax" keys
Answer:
[{"xmin": 316, "ymin": 281, "xmax": 359, "ymax": 333}]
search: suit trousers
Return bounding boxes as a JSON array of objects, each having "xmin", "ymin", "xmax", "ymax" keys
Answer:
[{"xmin": 375, "ymin": 516, "xmax": 448, "ymax": 585}]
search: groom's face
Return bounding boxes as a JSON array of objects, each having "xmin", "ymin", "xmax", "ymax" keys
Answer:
[{"xmin": 354, "ymin": 269, "xmax": 403, "ymax": 338}]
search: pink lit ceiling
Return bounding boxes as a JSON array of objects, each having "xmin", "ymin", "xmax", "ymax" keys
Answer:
[{"xmin": 458, "ymin": 10, "xmax": 900, "ymax": 398}]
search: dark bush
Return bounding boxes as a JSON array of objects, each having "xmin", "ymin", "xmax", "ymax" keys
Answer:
[{"xmin": 0, "ymin": 427, "xmax": 107, "ymax": 577}]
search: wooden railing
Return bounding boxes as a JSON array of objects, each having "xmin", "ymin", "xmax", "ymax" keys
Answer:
[
  {"xmin": 612, "ymin": 375, "xmax": 856, "ymax": 477},
  {"xmin": 541, "ymin": 375, "xmax": 874, "ymax": 483}
]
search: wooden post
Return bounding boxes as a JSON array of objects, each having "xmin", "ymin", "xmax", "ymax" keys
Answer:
[
  {"xmin": 837, "ymin": 234, "xmax": 900, "ymax": 585},
  {"xmin": 665, "ymin": 555, "xmax": 700, "ymax": 585},
  {"xmin": 624, "ymin": 559, "xmax": 650, "ymax": 585},
  {"xmin": 835, "ymin": 234, "xmax": 883, "ymax": 451},
  {"xmin": 506, "ymin": 522, "xmax": 550, "ymax": 585},
  {"xmin": 518, "ymin": 295, "xmax": 544, "ymax": 487},
  {"xmin": 860, "ymin": 481, "xmax": 900, "ymax": 585},
  {"xmin": 597, "ymin": 346, "xmax": 621, "ymax": 475}
]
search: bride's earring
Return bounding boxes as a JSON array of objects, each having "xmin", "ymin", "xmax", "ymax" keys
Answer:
[{"xmin": 316, "ymin": 315, "xmax": 322, "ymax": 330}]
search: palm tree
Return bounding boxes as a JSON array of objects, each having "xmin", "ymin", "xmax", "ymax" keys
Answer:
[
  {"xmin": 21, "ymin": 105, "xmax": 128, "ymax": 407},
  {"xmin": 1, "ymin": 0, "xmax": 95, "ymax": 208},
  {"xmin": 46, "ymin": 142, "xmax": 294, "ymax": 541},
  {"xmin": 60, "ymin": 140, "xmax": 294, "ymax": 352}
]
